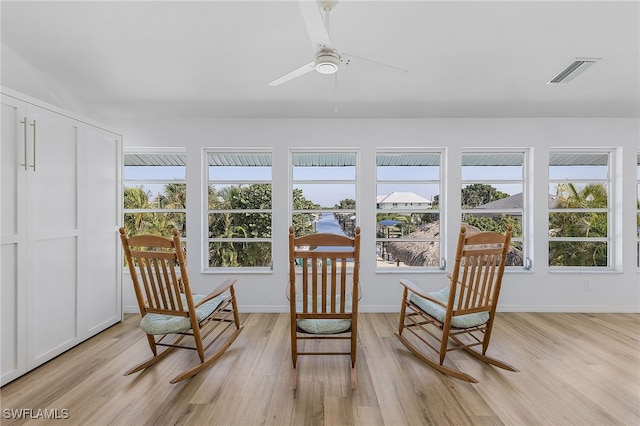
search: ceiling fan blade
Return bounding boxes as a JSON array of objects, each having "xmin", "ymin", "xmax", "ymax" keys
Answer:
[
  {"xmin": 299, "ymin": 0, "xmax": 333, "ymax": 51},
  {"xmin": 267, "ymin": 61, "xmax": 316, "ymax": 86},
  {"xmin": 341, "ymin": 52, "xmax": 408, "ymax": 73}
]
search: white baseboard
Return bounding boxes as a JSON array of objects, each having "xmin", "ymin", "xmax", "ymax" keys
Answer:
[{"xmin": 122, "ymin": 304, "xmax": 639, "ymax": 315}]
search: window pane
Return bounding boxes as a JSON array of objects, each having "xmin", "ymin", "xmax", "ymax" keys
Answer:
[
  {"xmin": 548, "ymin": 183, "xmax": 608, "ymax": 209},
  {"xmin": 549, "ymin": 212, "xmax": 608, "ymax": 238},
  {"xmin": 208, "ymin": 184, "xmax": 272, "ymax": 210},
  {"xmin": 461, "ymin": 151, "xmax": 526, "ymax": 268},
  {"xmin": 377, "ymin": 241, "xmax": 441, "ymax": 267},
  {"xmin": 123, "ymin": 212, "xmax": 186, "ymax": 237},
  {"xmin": 548, "ymin": 151, "xmax": 610, "ymax": 268},
  {"xmin": 293, "ymin": 184, "xmax": 355, "ymax": 208},
  {"xmin": 461, "ymin": 183, "xmax": 523, "ymax": 208},
  {"xmin": 549, "ymin": 241, "xmax": 607, "ymax": 267},
  {"xmin": 376, "ymin": 151, "xmax": 441, "ymax": 270},
  {"xmin": 208, "ymin": 213, "xmax": 272, "ymax": 238},
  {"xmin": 209, "ymin": 166, "xmax": 271, "ymax": 182},
  {"xmin": 208, "ymin": 242, "xmax": 272, "ymax": 268},
  {"xmin": 377, "ymin": 166, "xmax": 440, "ymax": 181},
  {"xmin": 123, "ymin": 152, "xmax": 186, "ymax": 239},
  {"xmin": 291, "ymin": 151, "xmax": 357, "ymax": 239},
  {"xmin": 461, "ymin": 213, "xmax": 523, "ymax": 238},
  {"xmin": 206, "ymin": 151, "xmax": 273, "ymax": 269},
  {"xmin": 461, "ymin": 152, "xmax": 523, "ymax": 180},
  {"xmin": 377, "ymin": 184, "xmax": 438, "ymax": 208},
  {"xmin": 124, "ymin": 165, "xmax": 185, "ymax": 180},
  {"xmin": 549, "ymin": 153, "xmax": 608, "ymax": 180},
  {"xmin": 293, "ymin": 165, "xmax": 355, "ymax": 181}
]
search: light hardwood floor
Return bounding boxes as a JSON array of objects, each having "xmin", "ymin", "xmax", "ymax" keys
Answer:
[{"xmin": 1, "ymin": 312, "xmax": 638, "ymax": 425}]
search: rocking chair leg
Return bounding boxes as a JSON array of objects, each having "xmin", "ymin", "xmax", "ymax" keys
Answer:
[
  {"xmin": 350, "ymin": 367, "xmax": 357, "ymax": 390},
  {"xmin": 291, "ymin": 367, "xmax": 297, "ymax": 390}
]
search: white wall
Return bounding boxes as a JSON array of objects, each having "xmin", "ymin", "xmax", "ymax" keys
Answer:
[
  {"xmin": 3, "ymin": 45, "xmax": 637, "ymax": 313},
  {"xmin": 114, "ymin": 116, "xmax": 640, "ymax": 313},
  {"xmin": 1, "ymin": 44, "xmax": 87, "ymax": 115}
]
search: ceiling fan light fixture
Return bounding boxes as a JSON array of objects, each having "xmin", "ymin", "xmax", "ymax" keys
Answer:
[{"xmin": 315, "ymin": 49, "xmax": 340, "ymax": 74}]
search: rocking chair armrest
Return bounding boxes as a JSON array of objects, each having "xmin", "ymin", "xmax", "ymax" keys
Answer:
[
  {"xmin": 196, "ymin": 277, "xmax": 238, "ymax": 307},
  {"xmin": 399, "ymin": 279, "xmax": 447, "ymax": 308}
]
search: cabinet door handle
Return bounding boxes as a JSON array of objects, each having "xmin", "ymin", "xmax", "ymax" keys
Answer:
[
  {"xmin": 20, "ymin": 117, "xmax": 28, "ymax": 170},
  {"xmin": 30, "ymin": 120, "xmax": 36, "ymax": 171}
]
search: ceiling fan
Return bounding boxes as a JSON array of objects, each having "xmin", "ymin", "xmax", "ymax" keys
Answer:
[{"xmin": 267, "ymin": 0, "xmax": 407, "ymax": 87}]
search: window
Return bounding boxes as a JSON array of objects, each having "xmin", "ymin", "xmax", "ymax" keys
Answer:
[
  {"xmin": 206, "ymin": 151, "xmax": 272, "ymax": 270},
  {"xmin": 123, "ymin": 150, "xmax": 186, "ymax": 239},
  {"xmin": 376, "ymin": 151, "xmax": 441, "ymax": 269},
  {"xmin": 290, "ymin": 150, "xmax": 357, "ymax": 238},
  {"xmin": 637, "ymin": 153, "xmax": 640, "ymax": 268},
  {"xmin": 548, "ymin": 151, "xmax": 610, "ymax": 268},
  {"xmin": 461, "ymin": 151, "xmax": 526, "ymax": 268}
]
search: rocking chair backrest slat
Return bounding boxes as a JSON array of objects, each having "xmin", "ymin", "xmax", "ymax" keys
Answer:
[
  {"xmin": 450, "ymin": 225, "xmax": 512, "ymax": 316},
  {"xmin": 289, "ymin": 227, "xmax": 360, "ymax": 316},
  {"xmin": 121, "ymin": 229, "xmax": 192, "ymax": 316}
]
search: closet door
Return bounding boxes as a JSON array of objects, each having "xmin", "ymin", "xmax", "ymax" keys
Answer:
[
  {"xmin": 79, "ymin": 125, "xmax": 122, "ymax": 337},
  {"xmin": 1, "ymin": 95, "xmax": 28, "ymax": 384},
  {"xmin": 25, "ymin": 105, "xmax": 81, "ymax": 368}
]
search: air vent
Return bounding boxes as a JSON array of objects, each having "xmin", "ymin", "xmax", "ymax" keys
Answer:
[{"xmin": 547, "ymin": 58, "xmax": 601, "ymax": 84}]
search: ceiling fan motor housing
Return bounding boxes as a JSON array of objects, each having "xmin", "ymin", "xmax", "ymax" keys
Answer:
[{"xmin": 315, "ymin": 49, "xmax": 340, "ymax": 74}]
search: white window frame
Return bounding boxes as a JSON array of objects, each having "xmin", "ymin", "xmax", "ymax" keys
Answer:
[
  {"xmin": 203, "ymin": 148, "xmax": 273, "ymax": 273},
  {"xmin": 461, "ymin": 149, "xmax": 529, "ymax": 270},
  {"xmin": 375, "ymin": 148, "xmax": 443, "ymax": 272},
  {"xmin": 548, "ymin": 148, "xmax": 613, "ymax": 271},
  {"xmin": 123, "ymin": 147, "xmax": 187, "ymax": 240},
  {"xmin": 636, "ymin": 152, "xmax": 640, "ymax": 269},
  {"xmin": 289, "ymin": 148, "xmax": 359, "ymax": 238}
]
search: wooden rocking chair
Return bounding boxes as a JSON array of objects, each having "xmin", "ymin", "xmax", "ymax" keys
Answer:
[
  {"xmin": 288, "ymin": 226, "xmax": 361, "ymax": 390},
  {"xmin": 119, "ymin": 227, "xmax": 243, "ymax": 383},
  {"xmin": 396, "ymin": 224, "xmax": 517, "ymax": 383}
]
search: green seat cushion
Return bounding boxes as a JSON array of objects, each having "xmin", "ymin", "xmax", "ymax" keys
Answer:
[
  {"xmin": 409, "ymin": 287, "xmax": 489, "ymax": 329},
  {"xmin": 295, "ymin": 292, "xmax": 352, "ymax": 334},
  {"xmin": 140, "ymin": 293, "xmax": 225, "ymax": 335}
]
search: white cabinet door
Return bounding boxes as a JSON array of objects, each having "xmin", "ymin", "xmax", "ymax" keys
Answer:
[
  {"xmin": 25, "ymin": 105, "xmax": 81, "ymax": 368},
  {"xmin": 1, "ymin": 91, "xmax": 122, "ymax": 384},
  {"xmin": 79, "ymin": 125, "xmax": 122, "ymax": 337},
  {"xmin": 1, "ymin": 95, "xmax": 28, "ymax": 385}
]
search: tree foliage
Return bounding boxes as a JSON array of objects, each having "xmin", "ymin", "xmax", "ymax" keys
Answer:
[
  {"xmin": 549, "ymin": 183, "xmax": 608, "ymax": 266},
  {"xmin": 461, "ymin": 183, "xmax": 510, "ymax": 208},
  {"xmin": 123, "ymin": 185, "xmax": 185, "ymax": 238},
  {"xmin": 292, "ymin": 188, "xmax": 320, "ymax": 237}
]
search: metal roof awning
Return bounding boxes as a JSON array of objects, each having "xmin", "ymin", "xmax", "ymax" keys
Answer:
[{"xmin": 123, "ymin": 151, "xmax": 610, "ymax": 167}]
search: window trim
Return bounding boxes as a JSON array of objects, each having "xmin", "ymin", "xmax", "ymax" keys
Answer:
[
  {"xmin": 203, "ymin": 148, "xmax": 273, "ymax": 273},
  {"xmin": 460, "ymin": 148, "xmax": 529, "ymax": 270},
  {"xmin": 547, "ymin": 148, "xmax": 614, "ymax": 271},
  {"xmin": 375, "ymin": 148, "xmax": 444, "ymax": 272},
  {"xmin": 123, "ymin": 147, "xmax": 187, "ymax": 237},
  {"xmin": 289, "ymin": 147, "xmax": 360, "ymax": 238}
]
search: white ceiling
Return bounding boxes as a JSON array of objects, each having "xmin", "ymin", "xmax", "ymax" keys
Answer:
[{"xmin": 2, "ymin": 0, "xmax": 639, "ymax": 119}]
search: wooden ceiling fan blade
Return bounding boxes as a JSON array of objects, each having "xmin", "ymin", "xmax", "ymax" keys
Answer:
[{"xmin": 267, "ymin": 61, "xmax": 316, "ymax": 86}]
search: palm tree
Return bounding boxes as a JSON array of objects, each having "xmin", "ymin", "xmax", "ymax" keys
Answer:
[
  {"xmin": 123, "ymin": 186, "xmax": 154, "ymax": 236},
  {"xmin": 550, "ymin": 182, "xmax": 608, "ymax": 266},
  {"xmin": 158, "ymin": 183, "xmax": 187, "ymax": 235}
]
